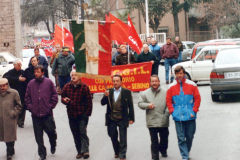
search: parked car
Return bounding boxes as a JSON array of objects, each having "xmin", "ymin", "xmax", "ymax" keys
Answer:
[
  {"xmin": 173, "ymin": 45, "xmax": 240, "ymax": 83},
  {"xmin": 0, "ymin": 52, "xmax": 27, "ymax": 78},
  {"xmin": 22, "ymin": 49, "xmax": 48, "ymax": 69},
  {"xmin": 210, "ymin": 48, "xmax": 240, "ymax": 102},
  {"xmin": 182, "ymin": 41, "xmax": 195, "ymax": 61},
  {"xmin": 186, "ymin": 41, "xmax": 240, "ymax": 60}
]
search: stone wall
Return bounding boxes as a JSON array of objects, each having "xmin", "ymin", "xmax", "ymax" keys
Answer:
[{"xmin": 0, "ymin": 0, "xmax": 22, "ymax": 58}]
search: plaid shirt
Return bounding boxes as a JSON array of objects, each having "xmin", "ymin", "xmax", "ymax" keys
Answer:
[{"xmin": 61, "ymin": 81, "xmax": 92, "ymax": 118}]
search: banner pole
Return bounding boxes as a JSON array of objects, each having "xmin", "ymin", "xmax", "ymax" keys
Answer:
[
  {"xmin": 103, "ymin": 79, "xmax": 112, "ymax": 109},
  {"xmin": 128, "ymin": 45, "xmax": 130, "ymax": 64},
  {"xmin": 61, "ymin": 20, "xmax": 64, "ymax": 46}
]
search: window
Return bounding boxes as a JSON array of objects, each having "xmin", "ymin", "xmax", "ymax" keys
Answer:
[
  {"xmin": 196, "ymin": 50, "xmax": 214, "ymax": 61},
  {"xmin": 157, "ymin": 27, "xmax": 169, "ymax": 36},
  {"xmin": 0, "ymin": 56, "xmax": 7, "ymax": 65}
]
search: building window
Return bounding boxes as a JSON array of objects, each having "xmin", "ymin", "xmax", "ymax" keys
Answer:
[{"xmin": 157, "ymin": 27, "xmax": 169, "ymax": 36}]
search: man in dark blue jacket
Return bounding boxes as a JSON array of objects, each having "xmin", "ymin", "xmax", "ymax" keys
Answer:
[
  {"xmin": 28, "ymin": 48, "xmax": 49, "ymax": 78},
  {"xmin": 149, "ymin": 38, "xmax": 161, "ymax": 62}
]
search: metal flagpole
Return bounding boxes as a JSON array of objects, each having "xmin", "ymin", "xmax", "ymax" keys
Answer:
[
  {"xmin": 128, "ymin": 45, "xmax": 130, "ymax": 64},
  {"xmin": 61, "ymin": 20, "xmax": 64, "ymax": 46},
  {"xmin": 145, "ymin": 0, "xmax": 149, "ymax": 37}
]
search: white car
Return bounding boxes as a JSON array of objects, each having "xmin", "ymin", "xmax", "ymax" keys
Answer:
[
  {"xmin": 0, "ymin": 52, "xmax": 27, "ymax": 78},
  {"xmin": 172, "ymin": 45, "xmax": 240, "ymax": 83},
  {"xmin": 182, "ymin": 41, "xmax": 195, "ymax": 61}
]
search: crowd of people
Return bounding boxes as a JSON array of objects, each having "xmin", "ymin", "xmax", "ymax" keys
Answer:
[{"xmin": 0, "ymin": 36, "xmax": 201, "ymax": 160}]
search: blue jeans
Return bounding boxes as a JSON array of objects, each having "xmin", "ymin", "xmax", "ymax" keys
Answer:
[
  {"xmin": 178, "ymin": 51, "xmax": 182, "ymax": 63},
  {"xmin": 164, "ymin": 58, "xmax": 177, "ymax": 82},
  {"xmin": 58, "ymin": 75, "xmax": 71, "ymax": 89},
  {"xmin": 175, "ymin": 120, "xmax": 196, "ymax": 160}
]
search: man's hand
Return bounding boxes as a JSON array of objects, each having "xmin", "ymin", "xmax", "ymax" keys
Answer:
[
  {"xmin": 151, "ymin": 60, "xmax": 154, "ymax": 64},
  {"xmin": 129, "ymin": 120, "xmax": 134, "ymax": 124},
  {"xmin": 63, "ymin": 97, "xmax": 71, "ymax": 103},
  {"xmin": 148, "ymin": 103, "xmax": 155, "ymax": 110},
  {"xmin": 104, "ymin": 90, "xmax": 109, "ymax": 97},
  {"xmin": 19, "ymin": 75, "xmax": 26, "ymax": 82}
]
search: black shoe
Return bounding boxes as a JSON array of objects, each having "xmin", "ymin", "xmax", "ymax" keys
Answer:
[
  {"xmin": 161, "ymin": 153, "xmax": 168, "ymax": 157},
  {"xmin": 166, "ymin": 81, "xmax": 169, "ymax": 84},
  {"xmin": 39, "ymin": 156, "xmax": 46, "ymax": 160},
  {"xmin": 83, "ymin": 152, "xmax": 89, "ymax": 159},
  {"xmin": 76, "ymin": 153, "xmax": 83, "ymax": 159},
  {"xmin": 7, "ymin": 156, "xmax": 12, "ymax": 160},
  {"xmin": 18, "ymin": 125, "xmax": 24, "ymax": 128}
]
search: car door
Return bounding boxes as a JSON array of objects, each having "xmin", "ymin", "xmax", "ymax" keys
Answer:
[
  {"xmin": 0, "ymin": 55, "xmax": 8, "ymax": 77},
  {"xmin": 191, "ymin": 50, "xmax": 215, "ymax": 81}
]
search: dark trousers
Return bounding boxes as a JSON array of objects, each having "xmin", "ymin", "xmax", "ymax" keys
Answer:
[
  {"xmin": 6, "ymin": 141, "xmax": 15, "ymax": 156},
  {"xmin": 58, "ymin": 75, "xmax": 71, "ymax": 89},
  {"xmin": 68, "ymin": 115, "xmax": 89, "ymax": 154},
  {"xmin": 17, "ymin": 103, "xmax": 26, "ymax": 126},
  {"xmin": 32, "ymin": 115, "xmax": 57, "ymax": 157},
  {"xmin": 149, "ymin": 127, "xmax": 169, "ymax": 160},
  {"xmin": 107, "ymin": 119, "xmax": 127, "ymax": 159}
]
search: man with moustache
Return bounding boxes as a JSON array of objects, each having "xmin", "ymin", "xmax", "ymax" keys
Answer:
[
  {"xmin": 101, "ymin": 75, "xmax": 135, "ymax": 160},
  {"xmin": 138, "ymin": 75, "xmax": 170, "ymax": 160},
  {"xmin": 61, "ymin": 70, "xmax": 92, "ymax": 159},
  {"xmin": 25, "ymin": 65, "xmax": 58, "ymax": 160}
]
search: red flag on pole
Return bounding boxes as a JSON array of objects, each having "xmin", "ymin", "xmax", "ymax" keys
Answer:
[
  {"xmin": 128, "ymin": 15, "xmax": 142, "ymax": 54},
  {"xmin": 53, "ymin": 24, "xmax": 74, "ymax": 53},
  {"xmin": 109, "ymin": 13, "xmax": 128, "ymax": 44},
  {"xmin": 105, "ymin": 14, "xmax": 110, "ymax": 22},
  {"xmin": 63, "ymin": 28, "xmax": 74, "ymax": 53}
]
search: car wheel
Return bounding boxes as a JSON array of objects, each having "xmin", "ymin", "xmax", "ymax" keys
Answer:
[
  {"xmin": 194, "ymin": 81, "xmax": 198, "ymax": 83},
  {"xmin": 211, "ymin": 92, "xmax": 219, "ymax": 102},
  {"xmin": 185, "ymin": 72, "xmax": 191, "ymax": 80}
]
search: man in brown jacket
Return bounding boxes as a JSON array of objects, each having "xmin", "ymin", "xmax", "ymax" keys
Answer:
[
  {"xmin": 0, "ymin": 78, "xmax": 22, "ymax": 160},
  {"xmin": 160, "ymin": 37, "xmax": 179, "ymax": 84},
  {"xmin": 116, "ymin": 45, "xmax": 136, "ymax": 65}
]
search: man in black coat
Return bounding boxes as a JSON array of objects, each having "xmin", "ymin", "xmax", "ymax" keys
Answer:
[
  {"xmin": 101, "ymin": 75, "xmax": 135, "ymax": 160},
  {"xmin": 28, "ymin": 48, "xmax": 49, "ymax": 78},
  {"xmin": 137, "ymin": 44, "xmax": 159, "ymax": 75},
  {"xmin": 3, "ymin": 59, "xmax": 26, "ymax": 128},
  {"xmin": 24, "ymin": 56, "xmax": 39, "ymax": 85}
]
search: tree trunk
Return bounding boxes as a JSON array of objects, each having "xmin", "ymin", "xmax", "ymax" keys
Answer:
[
  {"xmin": 172, "ymin": 1, "xmax": 179, "ymax": 36},
  {"xmin": 44, "ymin": 20, "xmax": 52, "ymax": 34}
]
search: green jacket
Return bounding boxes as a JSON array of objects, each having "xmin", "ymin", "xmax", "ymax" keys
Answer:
[
  {"xmin": 52, "ymin": 52, "xmax": 75, "ymax": 76},
  {"xmin": 138, "ymin": 86, "xmax": 170, "ymax": 128}
]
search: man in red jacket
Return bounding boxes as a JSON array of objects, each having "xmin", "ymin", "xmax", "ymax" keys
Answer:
[{"xmin": 166, "ymin": 65, "xmax": 201, "ymax": 160}]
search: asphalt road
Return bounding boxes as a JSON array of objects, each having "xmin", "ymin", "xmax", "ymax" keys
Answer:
[{"xmin": 1, "ymin": 66, "xmax": 240, "ymax": 160}]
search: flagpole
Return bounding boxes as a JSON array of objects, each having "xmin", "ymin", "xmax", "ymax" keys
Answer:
[
  {"xmin": 128, "ymin": 45, "xmax": 130, "ymax": 64},
  {"xmin": 61, "ymin": 20, "xmax": 64, "ymax": 46},
  {"xmin": 145, "ymin": 0, "xmax": 149, "ymax": 37}
]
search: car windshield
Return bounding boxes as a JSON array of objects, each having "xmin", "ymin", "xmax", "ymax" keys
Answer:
[
  {"xmin": 22, "ymin": 49, "xmax": 45, "ymax": 58},
  {"xmin": 4, "ymin": 54, "xmax": 17, "ymax": 61},
  {"xmin": 196, "ymin": 45, "xmax": 215, "ymax": 56},
  {"xmin": 186, "ymin": 43, "xmax": 195, "ymax": 49},
  {"xmin": 217, "ymin": 49, "xmax": 240, "ymax": 65}
]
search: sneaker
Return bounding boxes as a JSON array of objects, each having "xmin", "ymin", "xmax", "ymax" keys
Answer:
[
  {"xmin": 83, "ymin": 152, "xmax": 89, "ymax": 159},
  {"xmin": 76, "ymin": 153, "xmax": 83, "ymax": 159}
]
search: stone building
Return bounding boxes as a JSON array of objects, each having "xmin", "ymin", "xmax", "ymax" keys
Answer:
[{"xmin": 0, "ymin": 0, "xmax": 22, "ymax": 58}]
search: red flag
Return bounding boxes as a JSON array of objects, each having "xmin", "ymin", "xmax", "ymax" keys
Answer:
[
  {"xmin": 53, "ymin": 24, "xmax": 63, "ymax": 47},
  {"xmin": 53, "ymin": 24, "xmax": 74, "ymax": 53},
  {"xmin": 63, "ymin": 28, "xmax": 74, "ymax": 53},
  {"xmin": 128, "ymin": 15, "xmax": 142, "ymax": 54},
  {"xmin": 44, "ymin": 48, "xmax": 53, "ymax": 57},
  {"xmin": 105, "ymin": 14, "xmax": 110, "ymax": 22},
  {"xmin": 109, "ymin": 13, "xmax": 128, "ymax": 44}
]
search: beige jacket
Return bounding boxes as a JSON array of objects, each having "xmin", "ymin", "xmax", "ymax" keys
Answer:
[
  {"xmin": 0, "ymin": 88, "xmax": 21, "ymax": 142},
  {"xmin": 138, "ymin": 86, "xmax": 169, "ymax": 128}
]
